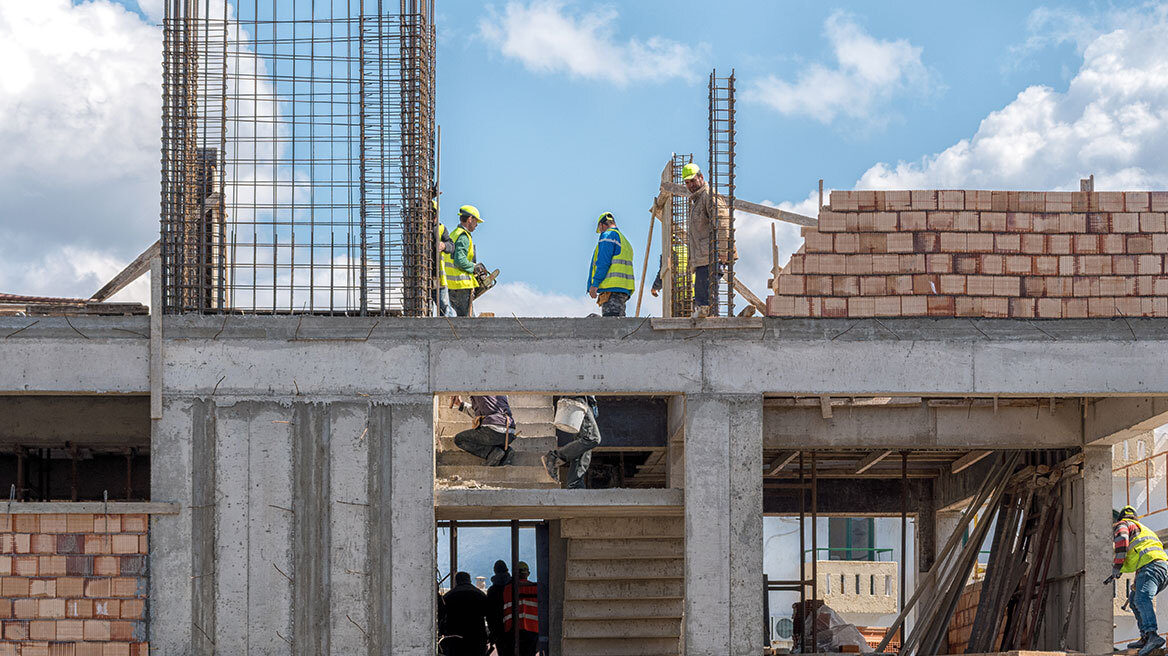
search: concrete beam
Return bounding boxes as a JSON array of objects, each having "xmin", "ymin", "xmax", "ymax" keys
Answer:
[
  {"xmin": 0, "ymin": 396, "xmax": 149, "ymax": 447},
  {"xmin": 763, "ymin": 403, "xmax": 1083, "ymax": 449},
  {"xmin": 435, "ymin": 488, "xmax": 683, "ymax": 520},
  {"xmin": 764, "ymin": 479, "xmax": 932, "ymax": 516},
  {"xmin": 1085, "ymin": 397, "xmax": 1168, "ymax": 445}
]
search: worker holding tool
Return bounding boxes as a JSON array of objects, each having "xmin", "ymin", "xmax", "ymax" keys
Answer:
[
  {"xmin": 588, "ymin": 212, "xmax": 635, "ymax": 316},
  {"xmin": 682, "ymin": 163, "xmax": 737, "ymax": 318},
  {"xmin": 650, "ymin": 238, "xmax": 690, "ymax": 299},
  {"xmin": 433, "ymin": 198, "xmax": 457, "ymax": 317},
  {"xmin": 444, "ymin": 205, "xmax": 483, "ymax": 317},
  {"xmin": 1106, "ymin": 505, "xmax": 1168, "ymax": 655},
  {"xmin": 450, "ymin": 394, "xmax": 516, "ymax": 466},
  {"xmin": 542, "ymin": 396, "xmax": 601, "ymax": 489}
]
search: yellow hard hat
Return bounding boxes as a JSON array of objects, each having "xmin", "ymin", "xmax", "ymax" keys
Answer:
[
  {"xmin": 431, "ymin": 198, "xmax": 438, "ymax": 212},
  {"xmin": 682, "ymin": 163, "xmax": 701, "ymax": 181},
  {"xmin": 597, "ymin": 212, "xmax": 615, "ymax": 224},
  {"xmin": 459, "ymin": 205, "xmax": 482, "ymax": 222}
]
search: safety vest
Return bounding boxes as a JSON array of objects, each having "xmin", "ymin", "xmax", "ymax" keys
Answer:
[
  {"xmin": 590, "ymin": 228, "xmax": 635, "ymax": 292},
  {"xmin": 502, "ymin": 579, "xmax": 539, "ymax": 633},
  {"xmin": 436, "ymin": 224, "xmax": 450, "ymax": 288},
  {"xmin": 1120, "ymin": 519, "xmax": 1168, "ymax": 573},
  {"xmin": 444, "ymin": 225, "xmax": 477, "ymax": 290}
]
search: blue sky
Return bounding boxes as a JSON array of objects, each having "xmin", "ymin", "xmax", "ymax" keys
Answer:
[{"xmin": 4, "ymin": 0, "xmax": 1168, "ymax": 313}]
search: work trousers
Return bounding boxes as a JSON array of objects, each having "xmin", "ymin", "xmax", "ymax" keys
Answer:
[
  {"xmin": 435, "ymin": 287, "xmax": 457, "ymax": 317},
  {"xmin": 600, "ymin": 291, "xmax": 629, "ymax": 317},
  {"xmin": 495, "ymin": 631, "xmax": 539, "ymax": 656},
  {"xmin": 1130, "ymin": 559, "xmax": 1168, "ymax": 635},
  {"xmin": 693, "ymin": 265, "xmax": 722, "ymax": 315},
  {"xmin": 449, "ymin": 288, "xmax": 473, "ymax": 317},
  {"xmin": 551, "ymin": 403, "xmax": 601, "ymax": 488},
  {"xmin": 454, "ymin": 426, "xmax": 509, "ymax": 465}
]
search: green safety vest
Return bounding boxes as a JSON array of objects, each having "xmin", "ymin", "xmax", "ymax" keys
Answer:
[
  {"xmin": 444, "ymin": 226, "xmax": 477, "ymax": 290},
  {"xmin": 1120, "ymin": 519, "xmax": 1168, "ymax": 573},
  {"xmin": 591, "ymin": 228, "xmax": 635, "ymax": 292}
]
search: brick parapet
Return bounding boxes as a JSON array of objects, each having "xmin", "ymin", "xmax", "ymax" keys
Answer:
[
  {"xmin": 0, "ymin": 514, "xmax": 149, "ymax": 656},
  {"xmin": 766, "ymin": 190, "xmax": 1168, "ymax": 318}
]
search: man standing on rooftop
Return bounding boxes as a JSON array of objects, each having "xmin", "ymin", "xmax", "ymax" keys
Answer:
[
  {"xmin": 587, "ymin": 212, "xmax": 635, "ymax": 317},
  {"xmin": 683, "ymin": 163, "xmax": 736, "ymax": 318}
]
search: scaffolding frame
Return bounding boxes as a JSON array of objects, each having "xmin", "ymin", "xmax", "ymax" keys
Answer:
[{"xmin": 160, "ymin": 0, "xmax": 436, "ymax": 315}]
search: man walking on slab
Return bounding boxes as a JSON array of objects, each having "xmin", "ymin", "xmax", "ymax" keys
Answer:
[
  {"xmin": 1107, "ymin": 504, "xmax": 1168, "ymax": 655},
  {"xmin": 542, "ymin": 395, "xmax": 601, "ymax": 489}
]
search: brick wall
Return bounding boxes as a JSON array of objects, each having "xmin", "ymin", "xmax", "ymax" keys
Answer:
[
  {"xmin": 0, "ymin": 513, "xmax": 148, "ymax": 656},
  {"xmin": 766, "ymin": 190, "xmax": 1168, "ymax": 318}
]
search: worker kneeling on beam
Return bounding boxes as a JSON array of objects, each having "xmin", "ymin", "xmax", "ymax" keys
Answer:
[
  {"xmin": 587, "ymin": 212, "xmax": 635, "ymax": 317},
  {"xmin": 450, "ymin": 394, "xmax": 516, "ymax": 466},
  {"xmin": 1107, "ymin": 505, "xmax": 1168, "ymax": 655},
  {"xmin": 445, "ymin": 205, "xmax": 482, "ymax": 317}
]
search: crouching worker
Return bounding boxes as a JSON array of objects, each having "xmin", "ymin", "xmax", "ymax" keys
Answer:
[
  {"xmin": 542, "ymin": 396, "xmax": 601, "ymax": 489},
  {"xmin": 451, "ymin": 395, "xmax": 516, "ymax": 466},
  {"xmin": 1106, "ymin": 504, "xmax": 1168, "ymax": 655}
]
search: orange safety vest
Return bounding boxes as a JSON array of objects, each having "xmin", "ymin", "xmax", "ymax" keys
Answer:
[{"xmin": 502, "ymin": 578, "xmax": 539, "ymax": 633}]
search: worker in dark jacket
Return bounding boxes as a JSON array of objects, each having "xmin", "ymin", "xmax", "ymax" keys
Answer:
[
  {"xmin": 441, "ymin": 571, "xmax": 489, "ymax": 656},
  {"xmin": 451, "ymin": 395, "xmax": 516, "ymax": 466},
  {"xmin": 485, "ymin": 560, "xmax": 511, "ymax": 650}
]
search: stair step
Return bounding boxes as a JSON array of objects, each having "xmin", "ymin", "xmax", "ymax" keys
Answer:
[
  {"xmin": 564, "ymin": 579, "xmax": 683, "ymax": 601},
  {"xmin": 566, "ymin": 559, "xmax": 683, "ymax": 581},
  {"xmin": 434, "ymin": 422, "xmax": 558, "ymax": 440},
  {"xmin": 561, "ymin": 637, "xmax": 680, "ymax": 656},
  {"xmin": 435, "ymin": 465, "xmax": 558, "ymax": 488},
  {"xmin": 562, "ymin": 517, "xmax": 684, "ymax": 539},
  {"xmin": 437, "ymin": 450, "xmax": 550, "ymax": 468},
  {"xmin": 568, "ymin": 538, "xmax": 683, "ymax": 560},
  {"xmin": 563, "ymin": 618, "xmax": 681, "ymax": 640},
  {"xmin": 436, "ymin": 435, "xmax": 557, "ymax": 453},
  {"xmin": 563, "ymin": 598, "xmax": 683, "ymax": 620}
]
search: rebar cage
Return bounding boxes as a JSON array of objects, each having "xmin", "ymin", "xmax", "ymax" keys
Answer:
[
  {"xmin": 160, "ymin": 0, "xmax": 436, "ymax": 315},
  {"xmin": 669, "ymin": 152, "xmax": 694, "ymax": 318},
  {"xmin": 708, "ymin": 69, "xmax": 736, "ymax": 317}
]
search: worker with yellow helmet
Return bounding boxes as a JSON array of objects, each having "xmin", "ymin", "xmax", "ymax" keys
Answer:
[
  {"xmin": 1108, "ymin": 504, "xmax": 1168, "ymax": 655},
  {"xmin": 682, "ymin": 162, "xmax": 736, "ymax": 317},
  {"xmin": 433, "ymin": 198, "xmax": 457, "ymax": 317},
  {"xmin": 444, "ymin": 205, "xmax": 483, "ymax": 317},
  {"xmin": 587, "ymin": 212, "xmax": 635, "ymax": 316}
]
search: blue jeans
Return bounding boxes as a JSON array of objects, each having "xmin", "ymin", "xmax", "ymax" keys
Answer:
[
  {"xmin": 1130, "ymin": 559, "xmax": 1168, "ymax": 634},
  {"xmin": 437, "ymin": 287, "xmax": 456, "ymax": 317},
  {"xmin": 551, "ymin": 401, "xmax": 601, "ymax": 488}
]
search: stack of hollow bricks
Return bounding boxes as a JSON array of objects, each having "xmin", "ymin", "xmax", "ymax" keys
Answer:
[
  {"xmin": 767, "ymin": 190, "xmax": 1168, "ymax": 318},
  {"xmin": 0, "ymin": 514, "xmax": 148, "ymax": 656}
]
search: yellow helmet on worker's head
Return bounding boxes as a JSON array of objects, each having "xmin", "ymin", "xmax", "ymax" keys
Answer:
[
  {"xmin": 597, "ymin": 212, "xmax": 615, "ymax": 225},
  {"xmin": 459, "ymin": 205, "xmax": 482, "ymax": 222},
  {"xmin": 1119, "ymin": 505, "xmax": 1138, "ymax": 520},
  {"xmin": 431, "ymin": 198, "xmax": 438, "ymax": 213},
  {"xmin": 682, "ymin": 163, "xmax": 701, "ymax": 181}
]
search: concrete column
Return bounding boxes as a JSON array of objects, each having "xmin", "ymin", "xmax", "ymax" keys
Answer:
[
  {"xmin": 1079, "ymin": 445, "xmax": 1114, "ymax": 653},
  {"xmin": 368, "ymin": 398, "xmax": 435, "ymax": 655},
  {"xmin": 684, "ymin": 394, "xmax": 763, "ymax": 655},
  {"xmin": 548, "ymin": 520, "xmax": 566, "ymax": 656},
  {"xmin": 149, "ymin": 398, "xmax": 196, "ymax": 653}
]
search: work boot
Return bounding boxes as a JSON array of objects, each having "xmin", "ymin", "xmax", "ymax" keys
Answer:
[
  {"xmin": 486, "ymin": 447, "xmax": 514, "ymax": 467},
  {"xmin": 692, "ymin": 306, "xmax": 710, "ymax": 319},
  {"xmin": 541, "ymin": 452, "xmax": 561, "ymax": 483},
  {"xmin": 1138, "ymin": 633, "xmax": 1165, "ymax": 656},
  {"xmin": 1129, "ymin": 633, "xmax": 1149, "ymax": 650}
]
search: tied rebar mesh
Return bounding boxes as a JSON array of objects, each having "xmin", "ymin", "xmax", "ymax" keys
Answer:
[
  {"xmin": 670, "ymin": 152, "xmax": 694, "ymax": 318},
  {"xmin": 160, "ymin": 0, "xmax": 436, "ymax": 315},
  {"xmin": 707, "ymin": 69, "xmax": 736, "ymax": 317}
]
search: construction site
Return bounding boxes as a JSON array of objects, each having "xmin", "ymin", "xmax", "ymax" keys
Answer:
[{"xmin": 3, "ymin": 2, "xmax": 1168, "ymax": 656}]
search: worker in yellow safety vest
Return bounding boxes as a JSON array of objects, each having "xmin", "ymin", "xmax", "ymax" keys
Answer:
[
  {"xmin": 444, "ymin": 205, "xmax": 482, "ymax": 317},
  {"xmin": 587, "ymin": 212, "xmax": 635, "ymax": 317},
  {"xmin": 433, "ymin": 198, "xmax": 456, "ymax": 317},
  {"xmin": 650, "ymin": 239, "xmax": 692, "ymax": 299},
  {"xmin": 1107, "ymin": 505, "xmax": 1168, "ymax": 654}
]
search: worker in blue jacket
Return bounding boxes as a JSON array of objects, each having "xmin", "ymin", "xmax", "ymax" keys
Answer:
[{"xmin": 587, "ymin": 212, "xmax": 635, "ymax": 317}]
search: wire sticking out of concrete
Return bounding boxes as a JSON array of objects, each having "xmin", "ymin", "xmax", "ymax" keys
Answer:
[
  {"xmin": 512, "ymin": 313, "xmax": 536, "ymax": 338},
  {"xmin": 445, "ymin": 316, "xmax": 461, "ymax": 340},
  {"xmin": 63, "ymin": 315, "xmax": 90, "ymax": 339},
  {"xmin": 3, "ymin": 320, "xmax": 37, "ymax": 339},
  {"xmin": 348, "ymin": 615, "xmax": 371, "ymax": 640},
  {"xmin": 272, "ymin": 563, "xmax": 293, "ymax": 582},
  {"xmin": 621, "ymin": 316, "xmax": 650, "ymax": 340}
]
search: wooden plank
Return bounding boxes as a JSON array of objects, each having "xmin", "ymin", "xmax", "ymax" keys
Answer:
[
  {"xmin": 732, "ymin": 279, "xmax": 766, "ymax": 313},
  {"xmin": 766, "ymin": 451, "xmax": 799, "ymax": 476},
  {"xmin": 853, "ymin": 449, "xmax": 895, "ymax": 474},
  {"xmin": 91, "ymin": 240, "xmax": 160, "ymax": 302},
  {"xmin": 951, "ymin": 450, "xmax": 993, "ymax": 474},
  {"xmin": 659, "ymin": 181, "xmax": 817, "ymax": 226}
]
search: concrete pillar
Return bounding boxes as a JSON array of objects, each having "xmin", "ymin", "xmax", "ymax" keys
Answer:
[
  {"xmin": 1079, "ymin": 445, "xmax": 1114, "ymax": 653},
  {"xmin": 548, "ymin": 520, "xmax": 566, "ymax": 656},
  {"xmin": 149, "ymin": 397, "xmax": 196, "ymax": 653},
  {"xmin": 684, "ymin": 394, "xmax": 763, "ymax": 655},
  {"xmin": 368, "ymin": 398, "xmax": 435, "ymax": 655}
]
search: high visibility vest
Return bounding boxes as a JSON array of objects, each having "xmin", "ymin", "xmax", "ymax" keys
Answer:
[
  {"xmin": 1120, "ymin": 519, "xmax": 1168, "ymax": 573},
  {"xmin": 436, "ymin": 224, "xmax": 450, "ymax": 288},
  {"xmin": 444, "ymin": 225, "xmax": 477, "ymax": 290},
  {"xmin": 590, "ymin": 228, "xmax": 635, "ymax": 292},
  {"xmin": 502, "ymin": 579, "xmax": 539, "ymax": 633}
]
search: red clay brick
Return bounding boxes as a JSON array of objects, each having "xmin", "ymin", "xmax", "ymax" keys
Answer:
[
  {"xmin": 93, "ymin": 557, "xmax": 118, "ymax": 577},
  {"xmin": 2, "ymin": 577, "xmax": 30, "ymax": 597},
  {"xmin": 819, "ymin": 211, "xmax": 847, "ymax": 233},
  {"xmin": 14, "ymin": 599, "xmax": 37, "ymax": 619},
  {"xmin": 899, "ymin": 254, "xmax": 926, "ymax": 273},
  {"xmin": 1022, "ymin": 277, "xmax": 1045, "ymax": 297},
  {"xmin": 1139, "ymin": 255, "xmax": 1163, "ymax": 275},
  {"xmin": 822, "ymin": 297, "xmax": 847, "ymax": 318},
  {"xmin": 939, "ymin": 190, "xmax": 964, "ymax": 210},
  {"xmin": 967, "ymin": 233, "xmax": 994, "ymax": 252},
  {"xmin": 874, "ymin": 297, "xmax": 901, "ymax": 316},
  {"xmin": 5, "ymin": 621, "xmax": 29, "ymax": 640},
  {"xmin": 834, "ymin": 233, "xmax": 859, "ymax": 253},
  {"xmin": 1010, "ymin": 298, "xmax": 1036, "ymax": 318},
  {"xmin": 983, "ymin": 297, "xmax": 1010, "ymax": 318},
  {"xmin": 873, "ymin": 212, "xmax": 898, "ymax": 231},
  {"xmin": 860, "ymin": 276, "xmax": 887, "ymax": 296},
  {"xmin": 890, "ymin": 275, "xmax": 914, "ymax": 295},
  {"xmin": 94, "ymin": 600, "xmax": 119, "ymax": 619},
  {"xmin": 885, "ymin": 191, "xmax": 911, "ymax": 210},
  {"xmin": 40, "ymin": 556, "xmax": 66, "ymax": 577},
  {"xmin": 1034, "ymin": 256, "xmax": 1058, "ymax": 276},
  {"xmin": 38, "ymin": 515, "xmax": 67, "ymax": 534},
  {"xmin": 993, "ymin": 277, "xmax": 1021, "ymax": 296},
  {"xmin": 912, "ymin": 275, "xmax": 939, "ymax": 295},
  {"xmin": 911, "ymin": 190, "xmax": 937, "ymax": 210},
  {"xmin": 953, "ymin": 211, "xmax": 979, "ymax": 231},
  {"xmin": 1019, "ymin": 192, "xmax": 1045, "ymax": 212},
  {"xmin": 1063, "ymin": 298, "xmax": 1088, "ymax": 318},
  {"xmin": 980, "ymin": 254, "xmax": 1004, "ymax": 275},
  {"xmin": 886, "ymin": 232, "xmax": 914, "ymax": 252},
  {"xmin": 938, "ymin": 275, "xmax": 966, "ymax": 295},
  {"xmin": 902, "ymin": 296, "xmax": 927, "ymax": 315},
  {"xmin": 967, "ymin": 276, "xmax": 994, "ymax": 296},
  {"xmin": 15, "ymin": 556, "xmax": 37, "ymax": 577},
  {"xmin": 1089, "ymin": 297, "xmax": 1116, "ymax": 317},
  {"xmin": 30, "ymin": 619, "xmax": 55, "ymax": 640},
  {"xmin": 76, "ymin": 644, "xmax": 103, "ymax": 656},
  {"xmin": 928, "ymin": 296, "xmax": 956, "ymax": 316},
  {"xmin": 57, "ymin": 577, "xmax": 85, "ymax": 598},
  {"xmin": 857, "ymin": 191, "xmax": 878, "ymax": 211},
  {"xmin": 66, "ymin": 515, "xmax": 94, "ymax": 534},
  {"xmin": 84, "ymin": 536, "xmax": 111, "ymax": 555},
  {"xmin": 926, "ymin": 254, "xmax": 954, "ymax": 273},
  {"xmin": 833, "ymin": 276, "xmax": 859, "ymax": 296},
  {"xmin": 1005, "ymin": 256, "xmax": 1033, "ymax": 275},
  {"xmin": 995, "ymin": 234, "xmax": 1021, "ymax": 253},
  {"xmin": 1046, "ymin": 277, "xmax": 1074, "ymax": 296},
  {"xmin": 1047, "ymin": 192, "xmax": 1072, "ymax": 212},
  {"xmin": 899, "ymin": 211, "xmax": 926, "ymax": 231},
  {"xmin": 66, "ymin": 599, "xmax": 94, "ymax": 619},
  {"xmin": 1006, "ymin": 212, "xmax": 1031, "ymax": 232},
  {"xmin": 84, "ymin": 620, "xmax": 111, "ymax": 641},
  {"xmin": 14, "ymin": 516, "xmax": 38, "ymax": 533},
  {"xmin": 928, "ymin": 211, "xmax": 955, "ymax": 231},
  {"xmin": 778, "ymin": 275, "xmax": 805, "ymax": 295},
  {"xmin": 57, "ymin": 619, "xmax": 84, "ymax": 641},
  {"xmin": 0, "ymin": 599, "xmax": 10, "ymax": 619},
  {"xmin": 1031, "ymin": 213, "xmax": 1059, "ymax": 233},
  {"xmin": 954, "ymin": 297, "xmax": 979, "ymax": 317},
  {"xmin": 1099, "ymin": 277, "xmax": 1131, "ymax": 297},
  {"xmin": 93, "ymin": 517, "xmax": 120, "ymax": 534},
  {"xmin": 940, "ymin": 233, "xmax": 967, "ymax": 251},
  {"xmin": 1129, "ymin": 235, "xmax": 1154, "ymax": 254},
  {"xmin": 980, "ymin": 212, "xmax": 1006, "ymax": 232},
  {"xmin": 111, "ymin": 578, "xmax": 138, "ymax": 598},
  {"xmin": 805, "ymin": 275, "xmax": 832, "ymax": 296},
  {"xmin": 1112, "ymin": 212, "xmax": 1139, "ymax": 232},
  {"xmin": 85, "ymin": 579, "xmax": 110, "ymax": 598},
  {"xmin": 848, "ymin": 297, "xmax": 875, "ymax": 317},
  {"xmin": 874, "ymin": 254, "xmax": 902, "ymax": 274},
  {"xmin": 1058, "ymin": 213, "xmax": 1087, "ymax": 233},
  {"xmin": 1037, "ymin": 298, "xmax": 1062, "ymax": 318},
  {"xmin": 1140, "ymin": 213, "xmax": 1167, "ymax": 232},
  {"xmin": 1078, "ymin": 256, "xmax": 1111, "ymax": 275},
  {"xmin": 804, "ymin": 230, "xmax": 833, "ymax": 253},
  {"xmin": 39, "ymin": 598, "xmax": 66, "ymax": 618},
  {"xmin": 103, "ymin": 643, "xmax": 131, "ymax": 656},
  {"xmin": 859, "ymin": 233, "xmax": 887, "ymax": 253},
  {"xmin": 914, "ymin": 232, "xmax": 940, "ymax": 253},
  {"xmin": 31, "ymin": 535, "xmax": 55, "ymax": 554},
  {"xmin": 1113, "ymin": 255, "xmax": 1137, "ymax": 276},
  {"xmin": 30, "ymin": 579, "xmax": 55, "ymax": 598},
  {"xmin": 1126, "ymin": 192, "xmax": 1151, "ymax": 211},
  {"xmin": 1099, "ymin": 192, "xmax": 1125, "ymax": 211},
  {"xmin": 1073, "ymin": 234, "xmax": 1100, "ymax": 254}
]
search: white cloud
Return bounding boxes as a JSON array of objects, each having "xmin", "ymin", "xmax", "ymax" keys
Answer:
[
  {"xmin": 747, "ymin": 11, "xmax": 932, "ymax": 124},
  {"xmin": 733, "ymin": 193, "xmax": 818, "ymax": 299},
  {"xmin": 0, "ymin": 0, "xmax": 160, "ymax": 299},
  {"xmin": 134, "ymin": 0, "xmax": 164, "ymax": 24},
  {"xmin": 479, "ymin": 1, "xmax": 700, "ymax": 85},
  {"xmin": 857, "ymin": 11, "xmax": 1168, "ymax": 191}
]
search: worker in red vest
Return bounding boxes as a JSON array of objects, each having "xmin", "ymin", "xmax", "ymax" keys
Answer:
[{"xmin": 500, "ymin": 561, "xmax": 539, "ymax": 656}]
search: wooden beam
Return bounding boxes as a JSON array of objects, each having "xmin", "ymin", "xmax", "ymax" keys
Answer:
[
  {"xmin": 854, "ymin": 449, "xmax": 895, "ymax": 474},
  {"xmin": 733, "ymin": 279, "xmax": 767, "ymax": 313},
  {"xmin": 951, "ymin": 450, "xmax": 993, "ymax": 474},
  {"xmin": 91, "ymin": 240, "xmax": 161, "ymax": 302},
  {"xmin": 766, "ymin": 451, "xmax": 800, "ymax": 476},
  {"xmin": 659, "ymin": 181, "xmax": 817, "ymax": 227},
  {"xmin": 820, "ymin": 395, "xmax": 833, "ymax": 419}
]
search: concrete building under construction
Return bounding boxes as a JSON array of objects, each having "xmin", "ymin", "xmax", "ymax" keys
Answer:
[{"xmin": 4, "ymin": 2, "xmax": 1168, "ymax": 656}]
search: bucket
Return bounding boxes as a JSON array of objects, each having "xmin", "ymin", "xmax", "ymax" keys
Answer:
[{"xmin": 553, "ymin": 398, "xmax": 588, "ymax": 433}]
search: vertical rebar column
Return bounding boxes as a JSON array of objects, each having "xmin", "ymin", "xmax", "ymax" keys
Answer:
[
  {"xmin": 670, "ymin": 152, "xmax": 694, "ymax": 317},
  {"xmin": 398, "ymin": 0, "xmax": 437, "ymax": 316},
  {"xmin": 707, "ymin": 69, "xmax": 737, "ymax": 317}
]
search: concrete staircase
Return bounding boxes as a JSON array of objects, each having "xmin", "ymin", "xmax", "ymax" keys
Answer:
[
  {"xmin": 560, "ymin": 516, "xmax": 684, "ymax": 656},
  {"xmin": 434, "ymin": 394, "xmax": 559, "ymax": 489}
]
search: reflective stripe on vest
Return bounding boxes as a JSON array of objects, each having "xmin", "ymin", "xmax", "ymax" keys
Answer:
[
  {"xmin": 437, "ymin": 224, "xmax": 449, "ymax": 288},
  {"xmin": 1122, "ymin": 519, "xmax": 1168, "ymax": 573},
  {"xmin": 502, "ymin": 580, "xmax": 539, "ymax": 633},
  {"xmin": 590, "ymin": 228, "xmax": 635, "ymax": 292},
  {"xmin": 444, "ymin": 226, "xmax": 477, "ymax": 290}
]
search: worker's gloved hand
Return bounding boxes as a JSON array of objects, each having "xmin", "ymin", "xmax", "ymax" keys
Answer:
[
  {"xmin": 650, "ymin": 288, "xmax": 659, "ymax": 297},
  {"xmin": 1105, "ymin": 566, "xmax": 1122, "ymax": 584}
]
